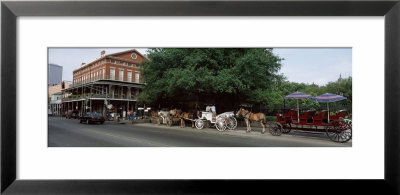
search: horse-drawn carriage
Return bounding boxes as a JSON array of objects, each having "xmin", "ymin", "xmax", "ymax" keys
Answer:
[
  {"xmin": 269, "ymin": 109, "xmax": 352, "ymax": 143},
  {"xmin": 152, "ymin": 106, "xmax": 238, "ymax": 131},
  {"xmin": 194, "ymin": 110, "xmax": 237, "ymax": 131},
  {"xmin": 235, "ymin": 92, "xmax": 352, "ymax": 143},
  {"xmin": 259, "ymin": 92, "xmax": 352, "ymax": 143}
]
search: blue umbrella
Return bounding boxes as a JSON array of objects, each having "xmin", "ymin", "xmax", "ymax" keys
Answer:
[
  {"xmin": 285, "ymin": 92, "xmax": 313, "ymax": 122},
  {"xmin": 311, "ymin": 93, "xmax": 347, "ymax": 122}
]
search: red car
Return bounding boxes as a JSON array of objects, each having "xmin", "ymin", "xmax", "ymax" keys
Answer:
[{"xmin": 80, "ymin": 112, "xmax": 105, "ymax": 124}]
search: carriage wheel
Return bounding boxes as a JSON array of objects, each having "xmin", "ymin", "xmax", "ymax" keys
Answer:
[
  {"xmin": 325, "ymin": 120, "xmax": 352, "ymax": 143},
  {"xmin": 195, "ymin": 119, "xmax": 205, "ymax": 130},
  {"xmin": 226, "ymin": 117, "xmax": 237, "ymax": 130},
  {"xmin": 215, "ymin": 117, "xmax": 227, "ymax": 132},
  {"xmin": 269, "ymin": 122, "xmax": 283, "ymax": 136},
  {"xmin": 282, "ymin": 123, "xmax": 291, "ymax": 134}
]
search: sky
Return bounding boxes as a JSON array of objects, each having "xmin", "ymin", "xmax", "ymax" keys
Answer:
[
  {"xmin": 48, "ymin": 48, "xmax": 351, "ymax": 86},
  {"xmin": 273, "ymin": 48, "xmax": 352, "ymax": 85}
]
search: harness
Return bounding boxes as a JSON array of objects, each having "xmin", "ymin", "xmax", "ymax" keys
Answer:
[{"xmin": 243, "ymin": 111, "xmax": 251, "ymax": 119}]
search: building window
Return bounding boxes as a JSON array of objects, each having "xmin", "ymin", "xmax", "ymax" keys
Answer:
[
  {"xmin": 110, "ymin": 68, "xmax": 115, "ymax": 80},
  {"xmin": 127, "ymin": 71, "xmax": 132, "ymax": 82},
  {"xmin": 128, "ymin": 63, "xmax": 133, "ymax": 67},
  {"xmin": 119, "ymin": 69, "xmax": 124, "ymax": 81},
  {"xmin": 111, "ymin": 59, "xmax": 116, "ymax": 64},
  {"xmin": 103, "ymin": 68, "xmax": 105, "ymax": 79},
  {"xmin": 135, "ymin": 64, "xmax": 139, "ymax": 67},
  {"xmin": 135, "ymin": 71, "xmax": 140, "ymax": 83},
  {"xmin": 131, "ymin": 53, "xmax": 137, "ymax": 59},
  {"xmin": 119, "ymin": 61, "xmax": 125, "ymax": 65}
]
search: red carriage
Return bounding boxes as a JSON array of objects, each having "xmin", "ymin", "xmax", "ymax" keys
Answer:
[{"xmin": 269, "ymin": 93, "xmax": 352, "ymax": 143}]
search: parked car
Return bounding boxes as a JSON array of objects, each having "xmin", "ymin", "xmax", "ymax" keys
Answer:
[
  {"xmin": 66, "ymin": 110, "xmax": 80, "ymax": 119},
  {"xmin": 80, "ymin": 112, "xmax": 105, "ymax": 124}
]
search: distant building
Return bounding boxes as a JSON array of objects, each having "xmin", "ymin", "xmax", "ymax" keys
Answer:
[
  {"xmin": 48, "ymin": 63, "xmax": 63, "ymax": 86},
  {"xmin": 49, "ymin": 82, "xmax": 70, "ymax": 98},
  {"xmin": 49, "ymin": 92, "xmax": 63, "ymax": 116}
]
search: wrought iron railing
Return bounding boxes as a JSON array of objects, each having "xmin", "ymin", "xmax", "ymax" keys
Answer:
[
  {"xmin": 62, "ymin": 94, "xmax": 137, "ymax": 101},
  {"xmin": 71, "ymin": 75, "xmax": 142, "ymax": 87}
]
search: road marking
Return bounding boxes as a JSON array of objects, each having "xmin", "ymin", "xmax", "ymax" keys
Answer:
[{"xmin": 80, "ymin": 127, "xmax": 174, "ymax": 147}]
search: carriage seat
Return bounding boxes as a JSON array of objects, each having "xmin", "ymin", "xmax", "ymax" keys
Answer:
[
  {"xmin": 283, "ymin": 109, "xmax": 295, "ymax": 118},
  {"xmin": 292, "ymin": 110, "xmax": 299, "ymax": 122},
  {"xmin": 313, "ymin": 110, "xmax": 328, "ymax": 124},
  {"xmin": 283, "ymin": 109, "xmax": 298, "ymax": 122},
  {"xmin": 329, "ymin": 110, "xmax": 348, "ymax": 121},
  {"xmin": 299, "ymin": 110, "xmax": 316, "ymax": 123}
]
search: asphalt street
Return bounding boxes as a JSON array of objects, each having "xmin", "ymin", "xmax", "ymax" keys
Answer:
[{"xmin": 48, "ymin": 117, "xmax": 352, "ymax": 147}]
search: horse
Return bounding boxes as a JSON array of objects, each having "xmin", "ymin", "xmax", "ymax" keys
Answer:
[
  {"xmin": 150, "ymin": 111, "xmax": 161, "ymax": 125},
  {"xmin": 179, "ymin": 112, "xmax": 195, "ymax": 128},
  {"xmin": 166, "ymin": 109, "xmax": 182, "ymax": 126},
  {"xmin": 158, "ymin": 110, "xmax": 170, "ymax": 125},
  {"xmin": 236, "ymin": 108, "xmax": 267, "ymax": 134},
  {"xmin": 169, "ymin": 109, "xmax": 182, "ymax": 117},
  {"xmin": 150, "ymin": 111, "xmax": 159, "ymax": 117}
]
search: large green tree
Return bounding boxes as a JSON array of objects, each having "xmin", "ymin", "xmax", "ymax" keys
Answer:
[{"xmin": 137, "ymin": 48, "xmax": 283, "ymax": 109}]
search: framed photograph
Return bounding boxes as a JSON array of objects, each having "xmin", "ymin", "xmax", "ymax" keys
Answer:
[{"xmin": 2, "ymin": 0, "xmax": 399, "ymax": 194}]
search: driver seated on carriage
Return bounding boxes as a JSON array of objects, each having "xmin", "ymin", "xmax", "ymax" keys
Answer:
[{"xmin": 205, "ymin": 105, "xmax": 216, "ymax": 117}]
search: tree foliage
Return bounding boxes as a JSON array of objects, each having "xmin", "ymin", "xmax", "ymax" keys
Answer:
[
  {"xmin": 278, "ymin": 76, "xmax": 352, "ymax": 111},
  {"xmin": 137, "ymin": 48, "xmax": 284, "ymax": 108},
  {"xmin": 137, "ymin": 48, "xmax": 352, "ymax": 113}
]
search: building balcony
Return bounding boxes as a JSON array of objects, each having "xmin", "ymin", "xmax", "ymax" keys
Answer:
[
  {"xmin": 71, "ymin": 75, "xmax": 142, "ymax": 88},
  {"xmin": 50, "ymin": 99, "xmax": 62, "ymax": 104},
  {"xmin": 62, "ymin": 94, "xmax": 137, "ymax": 102}
]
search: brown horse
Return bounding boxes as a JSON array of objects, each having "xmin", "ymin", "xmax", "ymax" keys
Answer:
[
  {"xmin": 236, "ymin": 108, "xmax": 266, "ymax": 134},
  {"xmin": 151, "ymin": 111, "xmax": 159, "ymax": 117},
  {"xmin": 180, "ymin": 112, "xmax": 195, "ymax": 128},
  {"xmin": 150, "ymin": 111, "xmax": 161, "ymax": 125},
  {"xmin": 170, "ymin": 109, "xmax": 183, "ymax": 117}
]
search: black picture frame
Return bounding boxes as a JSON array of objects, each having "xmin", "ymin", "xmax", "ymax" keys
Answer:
[{"xmin": 1, "ymin": 1, "xmax": 399, "ymax": 194}]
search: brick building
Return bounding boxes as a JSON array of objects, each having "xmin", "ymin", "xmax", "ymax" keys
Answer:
[{"xmin": 61, "ymin": 49, "xmax": 145, "ymax": 118}]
